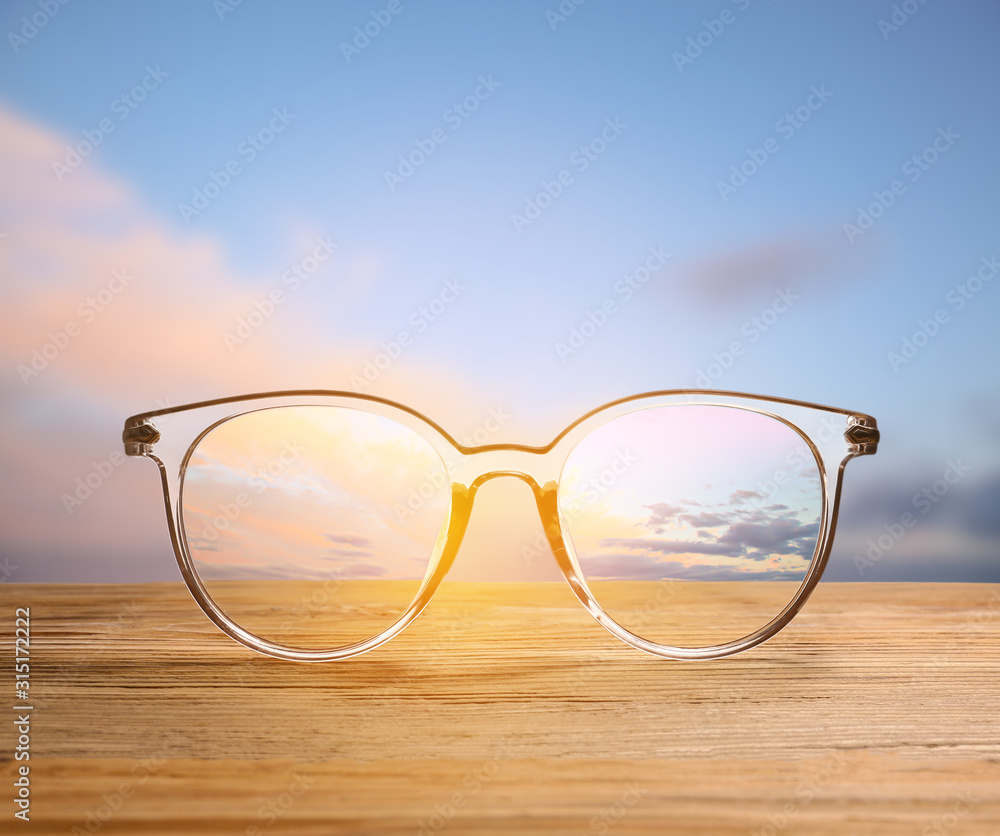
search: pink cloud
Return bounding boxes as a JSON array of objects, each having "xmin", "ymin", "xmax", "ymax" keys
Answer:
[{"xmin": 0, "ymin": 105, "xmax": 505, "ymax": 580}]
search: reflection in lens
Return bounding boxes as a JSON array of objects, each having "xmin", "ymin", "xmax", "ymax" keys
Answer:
[
  {"xmin": 180, "ymin": 406, "xmax": 451, "ymax": 649},
  {"xmin": 558, "ymin": 405, "xmax": 823, "ymax": 648}
]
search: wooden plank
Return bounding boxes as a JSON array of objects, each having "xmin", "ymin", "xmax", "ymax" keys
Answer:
[
  {"xmin": 1, "ymin": 581, "xmax": 999, "ymax": 833},
  {"xmin": 10, "ymin": 754, "xmax": 998, "ymax": 835}
]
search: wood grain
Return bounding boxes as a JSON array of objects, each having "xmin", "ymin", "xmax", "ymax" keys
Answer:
[{"xmin": 2, "ymin": 581, "xmax": 999, "ymax": 834}]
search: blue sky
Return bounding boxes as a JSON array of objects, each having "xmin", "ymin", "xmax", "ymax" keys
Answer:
[{"xmin": 1, "ymin": 0, "xmax": 998, "ymax": 582}]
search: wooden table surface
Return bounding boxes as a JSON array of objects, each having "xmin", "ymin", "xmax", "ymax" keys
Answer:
[{"xmin": 2, "ymin": 581, "xmax": 999, "ymax": 835}]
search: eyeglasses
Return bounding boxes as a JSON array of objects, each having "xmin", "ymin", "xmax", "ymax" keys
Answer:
[{"xmin": 122, "ymin": 389, "xmax": 878, "ymax": 661}]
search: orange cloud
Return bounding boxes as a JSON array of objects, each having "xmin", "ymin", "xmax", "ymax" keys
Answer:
[{"xmin": 0, "ymin": 104, "xmax": 538, "ymax": 580}]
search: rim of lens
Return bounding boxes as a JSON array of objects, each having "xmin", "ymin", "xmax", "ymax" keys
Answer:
[
  {"xmin": 555, "ymin": 402, "xmax": 828, "ymax": 651},
  {"xmin": 176, "ymin": 404, "xmax": 452, "ymax": 653}
]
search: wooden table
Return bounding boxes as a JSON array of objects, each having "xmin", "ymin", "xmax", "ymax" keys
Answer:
[{"xmin": 2, "ymin": 582, "xmax": 999, "ymax": 834}]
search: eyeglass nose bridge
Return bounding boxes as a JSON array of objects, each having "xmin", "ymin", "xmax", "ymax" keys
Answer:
[
  {"xmin": 448, "ymin": 445, "xmax": 562, "ymax": 491},
  {"xmin": 441, "ymin": 446, "xmax": 585, "ymax": 588},
  {"xmin": 431, "ymin": 448, "xmax": 601, "ymax": 630}
]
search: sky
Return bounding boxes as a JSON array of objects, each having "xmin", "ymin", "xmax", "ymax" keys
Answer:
[{"xmin": 1, "ymin": 0, "xmax": 998, "ymax": 584}]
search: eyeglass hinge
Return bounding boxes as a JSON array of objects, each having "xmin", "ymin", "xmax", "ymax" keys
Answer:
[
  {"xmin": 845, "ymin": 417, "xmax": 879, "ymax": 454},
  {"xmin": 123, "ymin": 421, "xmax": 160, "ymax": 456}
]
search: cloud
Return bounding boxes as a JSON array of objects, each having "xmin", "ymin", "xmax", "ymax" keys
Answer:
[
  {"xmin": 191, "ymin": 559, "xmax": 391, "ymax": 581},
  {"xmin": 0, "ymin": 104, "xmax": 131, "ymax": 214},
  {"xmin": 679, "ymin": 239, "xmax": 817, "ymax": 304},
  {"xmin": 325, "ymin": 548, "xmax": 372, "ymax": 558},
  {"xmin": 669, "ymin": 229, "xmax": 873, "ymax": 308},
  {"xmin": 338, "ymin": 563, "xmax": 388, "ymax": 578},
  {"xmin": 626, "ymin": 491, "xmax": 821, "ymax": 564},
  {"xmin": 641, "ymin": 501, "xmax": 688, "ymax": 532},
  {"xmin": 823, "ymin": 464, "xmax": 1000, "ymax": 581},
  {"xmin": 0, "ymin": 104, "xmax": 497, "ymax": 581},
  {"xmin": 717, "ymin": 519, "xmax": 819, "ymax": 555},
  {"xmin": 325, "ymin": 533, "xmax": 372, "ymax": 547},
  {"xmin": 642, "ymin": 502, "xmax": 734, "ymax": 532},
  {"xmin": 579, "ymin": 553, "xmax": 805, "ymax": 582},
  {"xmin": 1, "ymin": 104, "xmax": 497, "ymax": 409},
  {"xmin": 601, "ymin": 537, "xmax": 744, "ymax": 558},
  {"xmin": 679, "ymin": 511, "xmax": 732, "ymax": 528}
]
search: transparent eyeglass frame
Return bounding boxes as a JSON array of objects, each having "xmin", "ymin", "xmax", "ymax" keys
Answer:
[{"xmin": 123, "ymin": 389, "xmax": 879, "ymax": 662}]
